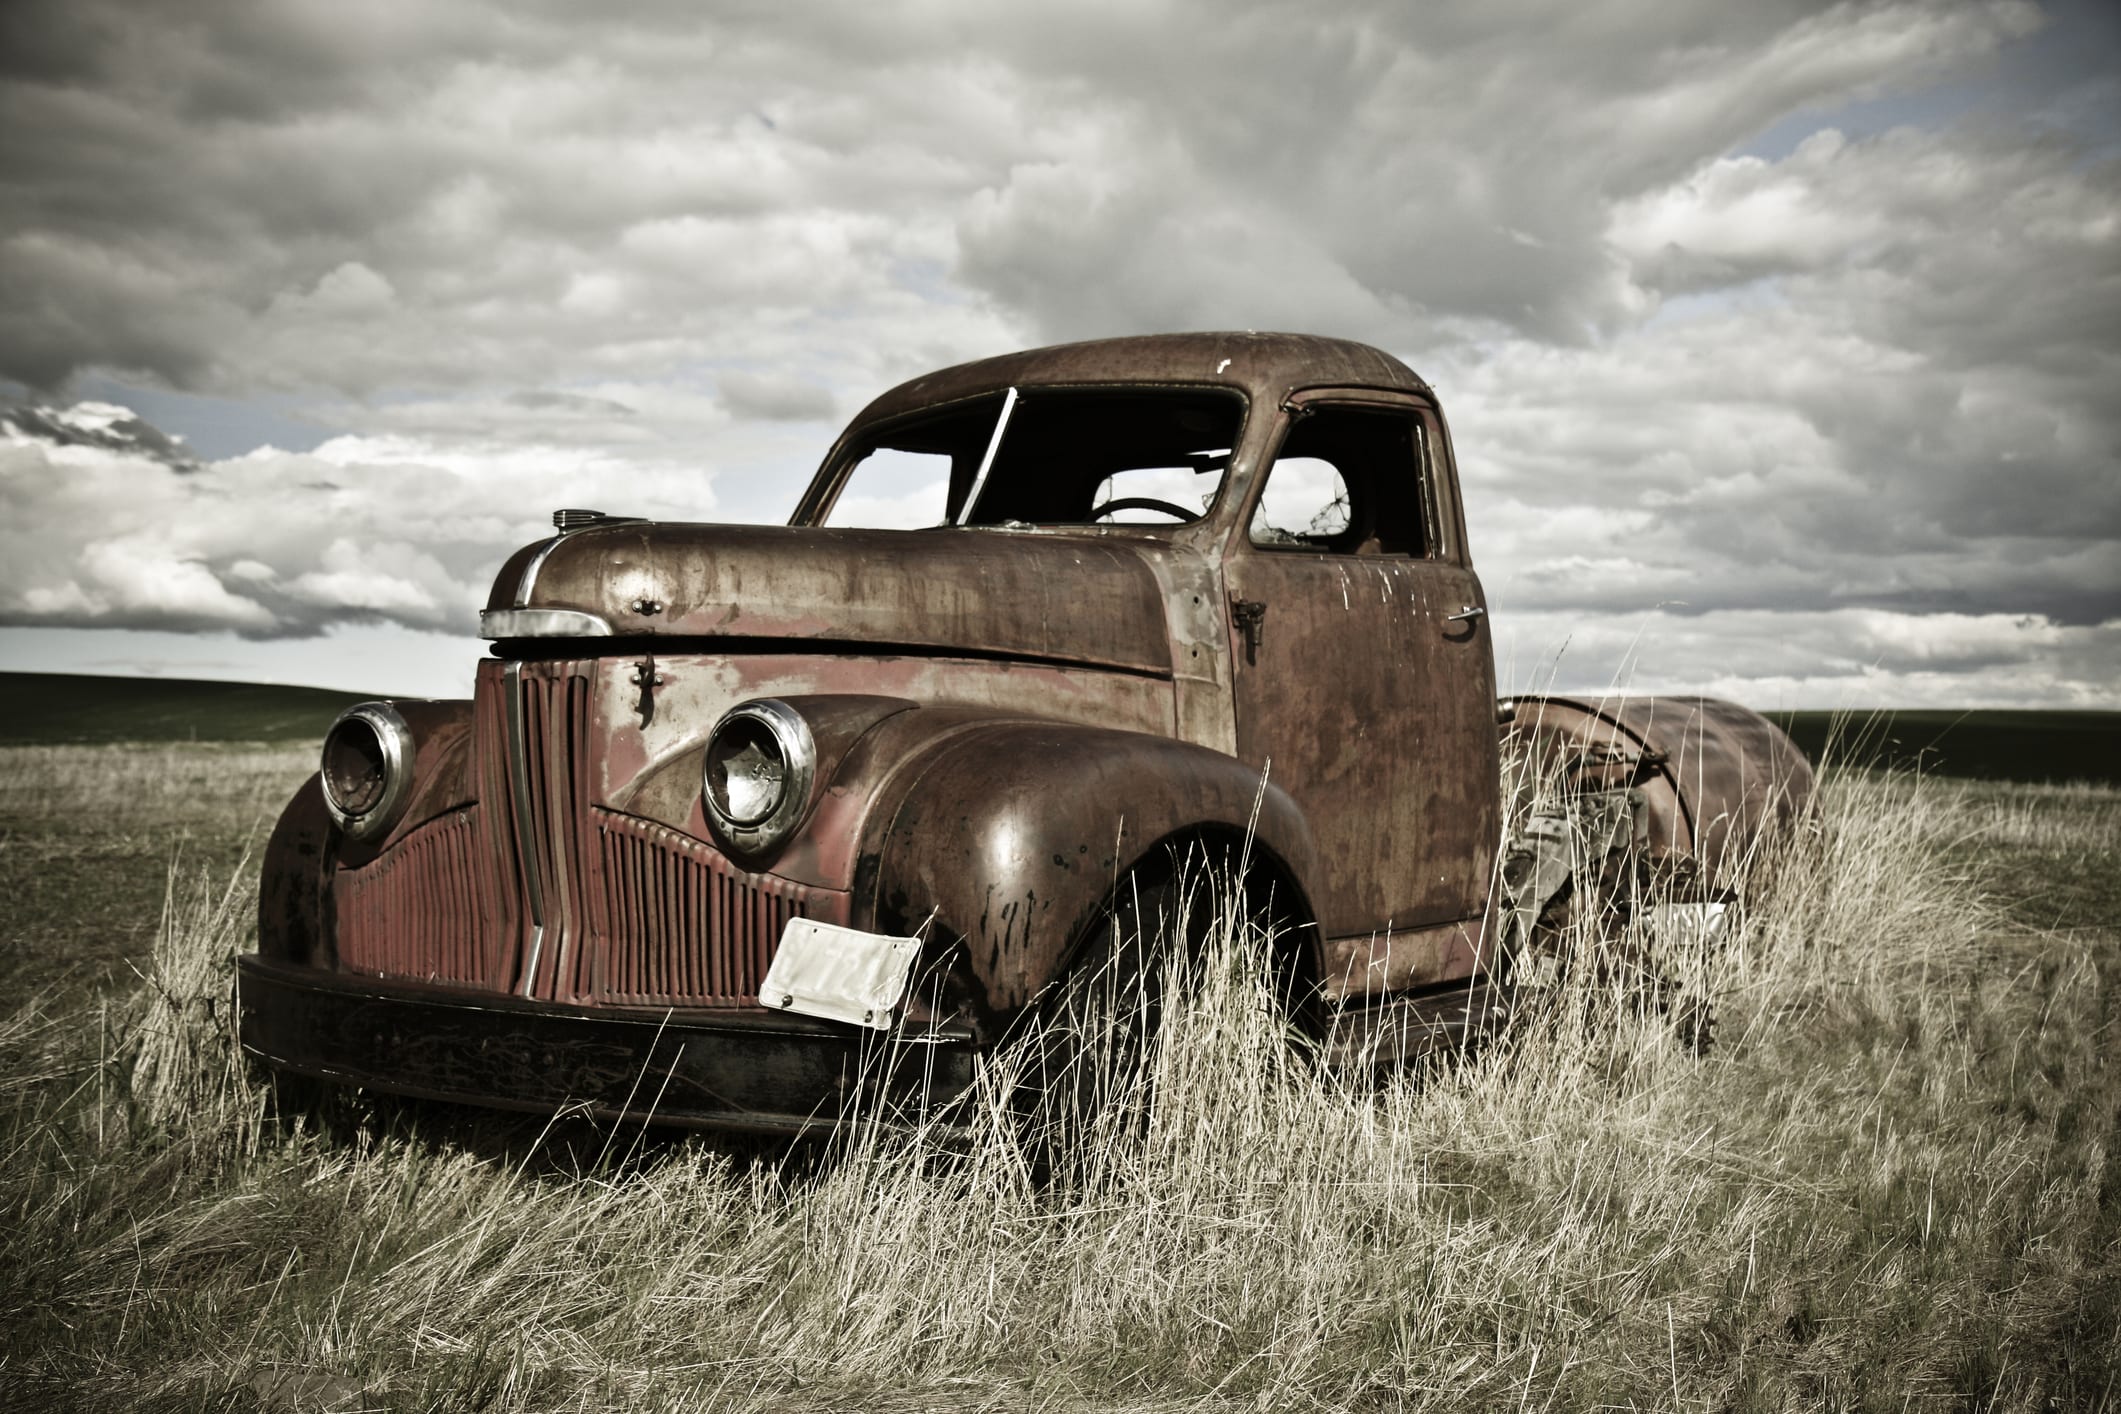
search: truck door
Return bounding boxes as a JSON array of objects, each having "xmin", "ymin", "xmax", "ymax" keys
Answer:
[{"xmin": 1223, "ymin": 391, "xmax": 1500, "ymax": 946}]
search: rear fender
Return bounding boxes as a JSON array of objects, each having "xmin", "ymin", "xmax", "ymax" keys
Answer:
[
  {"xmin": 856, "ymin": 718, "xmax": 1321, "ymax": 1019},
  {"xmin": 1503, "ymin": 694, "xmax": 1816, "ymax": 895}
]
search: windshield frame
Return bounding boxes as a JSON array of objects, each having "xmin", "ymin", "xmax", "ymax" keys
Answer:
[{"xmin": 792, "ymin": 381, "xmax": 1254, "ymax": 535}]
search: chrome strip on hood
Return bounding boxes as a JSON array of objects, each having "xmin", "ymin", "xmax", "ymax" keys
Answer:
[{"xmin": 481, "ymin": 608, "xmax": 615, "ymax": 639}]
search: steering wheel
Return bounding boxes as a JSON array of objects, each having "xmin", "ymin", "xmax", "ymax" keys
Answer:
[{"xmin": 1087, "ymin": 496, "xmax": 1194, "ymax": 523}]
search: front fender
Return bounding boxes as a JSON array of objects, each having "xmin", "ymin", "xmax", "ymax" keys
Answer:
[
  {"xmin": 257, "ymin": 698, "xmax": 477, "ymax": 967},
  {"xmin": 858, "ymin": 719, "xmax": 1320, "ymax": 1015},
  {"xmin": 258, "ymin": 774, "xmax": 334, "ymax": 968},
  {"xmin": 331, "ymin": 698, "xmax": 480, "ymax": 866}
]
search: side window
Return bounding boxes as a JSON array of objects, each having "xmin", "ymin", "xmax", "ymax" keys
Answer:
[
  {"xmin": 1249, "ymin": 405, "xmax": 1434, "ymax": 555},
  {"xmin": 1250, "ymin": 458, "xmax": 1351, "ymax": 543}
]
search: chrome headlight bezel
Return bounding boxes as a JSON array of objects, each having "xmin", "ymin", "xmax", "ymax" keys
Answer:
[
  {"xmin": 319, "ymin": 702, "xmax": 415, "ymax": 842},
  {"xmin": 702, "ymin": 698, "xmax": 817, "ymax": 858}
]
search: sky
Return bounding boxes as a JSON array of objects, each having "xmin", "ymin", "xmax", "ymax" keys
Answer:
[{"xmin": 0, "ymin": 0, "xmax": 2116, "ymax": 707}]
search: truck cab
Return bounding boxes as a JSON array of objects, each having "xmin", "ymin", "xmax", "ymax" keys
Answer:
[{"xmin": 238, "ymin": 332, "xmax": 1796, "ymax": 1132}]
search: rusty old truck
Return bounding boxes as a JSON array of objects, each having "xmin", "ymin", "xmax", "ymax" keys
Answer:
[{"xmin": 238, "ymin": 331, "xmax": 1813, "ymax": 1132}]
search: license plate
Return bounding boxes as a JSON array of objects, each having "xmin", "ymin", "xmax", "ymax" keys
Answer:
[{"xmin": 759, "ymin": 919, "xmax": 922, "ymax": 1030}]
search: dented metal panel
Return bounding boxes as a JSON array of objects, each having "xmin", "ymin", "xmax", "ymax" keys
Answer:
[
  {"xmin": 490, "ymin": 523, "xmax": 1180, "ymax": 678},
  {"xmin": 1227, "ymin": 552, "xmax": 1499, "ymax": 941},
  {"xmin": 1502, "ymin": 694, "xmax": 1815, "ymax": 892}
]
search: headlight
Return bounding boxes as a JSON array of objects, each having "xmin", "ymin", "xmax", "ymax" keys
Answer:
[
  {"xmin": 320, "ymin": 702, "xmax": 415, "ymax": 842},
  {"xmin": 702, "ymin": 698, "xmax": 816, "ymax": 856}
]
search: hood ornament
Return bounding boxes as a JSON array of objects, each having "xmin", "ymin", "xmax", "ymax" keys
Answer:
[
  {"xmin": 552, "ymin": 508, "xmax": 645, "ymax": 531},
  {"xmin": 631, "ymin": 653, "xmax": 663, "ymax": 729}
]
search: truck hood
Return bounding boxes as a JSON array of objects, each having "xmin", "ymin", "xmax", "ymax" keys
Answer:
[{"xmin": 486, "ymin": 523, "xmax": 1177, "ymax": 675}]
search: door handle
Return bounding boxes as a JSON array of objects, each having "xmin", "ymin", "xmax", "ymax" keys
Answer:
[
  {"xmin": 1445, "ymin": 605, "xmax": 1486, "ymax": 624},
  {"xmin": 1230, "ymin": 596, "xmax": 1267, "ymax": 664}
]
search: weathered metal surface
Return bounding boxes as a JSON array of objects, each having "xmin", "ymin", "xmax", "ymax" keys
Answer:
[
  {"xmin": 332, "ymin": 806, "xmax": 509, "ymax": 986},
  {"xmin": 1224, "ymin": 388, "xmax": 1498, "ymax": 976},
  {"xmin": 256, "ymin": 776, "xmax": 334, "ymax": 970},
  {"xmin": 499, "ymin": 659, "xmax": 848, "ymax": 1006},
  {"xmin": 595, "ymin": 653, "xmax": 1178, "ymax": 882},
  {"xmin": 1503, "ymin": 695, "xmax": 1816, "ymax": 892},
  {"xmin": 582, "ymin": 808, "xmax": 846, "ymax": 1006},
  {"xmin": 856, "ymin": 714, "xmax": 1322, "ymax": 1016},
  {"xmin": 237, "ymin": 955, "xmax": 975, "ymax": 1133},
  {"xmin": 491, "ymin": 523, "xmax": 1179, "ymax": 677},
  {"xmin": 810, "ymin": 332, "xmax": 1426, "ymax": 488},
  {"xmin": 1227, "ymin": 552, "xmax": 1497, "ymax": 939},
  {"xmin": 247, "ymin": 331, "xmax": 1804, "ymax": 1135},
  {"xmin": 1319, "ymin": 917, "xmax": 1488, "ymax": 1003}
]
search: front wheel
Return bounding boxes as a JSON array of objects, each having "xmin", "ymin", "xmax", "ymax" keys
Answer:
[
  {"xmin": 1011, "ymin": 844, "xmax": 1309, "ymax": 1181},
  {"xmin": 1014, "ymin": 862, "xmax": 1188, "ymax": 1173}
]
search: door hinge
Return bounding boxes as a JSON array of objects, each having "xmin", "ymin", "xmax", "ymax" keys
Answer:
[{"xmin": 1230, "ymin": 597, "xmax": 1267, "ymax": 665}]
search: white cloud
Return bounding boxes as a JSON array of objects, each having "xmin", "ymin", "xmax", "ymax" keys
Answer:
[
  {"xmin": 1, "ymin": 0, "xmax": 2046, "ymax": 401},
  {"xmin": 715, "ymin": 369, "xmax": 838, "ymax": 423},
  {"xmin": 1496, "ymin": 607, "xmax": 2119, "ymax": 709},
  {"xmin": 1449, "ymin": 112, "xmax": 2121, "ymax": 632},
  {"xmin": 0, "ymin": 422, "xmax": 773, "ymax": 638}
]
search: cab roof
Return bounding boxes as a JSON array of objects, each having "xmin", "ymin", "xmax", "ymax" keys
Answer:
[{"xmin": 847, "ymin": 332, "xmax": 1428, "ymax": 431}]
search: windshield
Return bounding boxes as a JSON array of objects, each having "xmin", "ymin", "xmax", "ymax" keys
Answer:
[{"xmin": 812, "ymin": 387, "xmax": 1245, "ymax": 530}]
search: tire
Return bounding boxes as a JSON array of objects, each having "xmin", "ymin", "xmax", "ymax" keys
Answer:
[
  {"xmin": 1010, "ymin": 841, "xmax": 1311, "ymax": 1181},
  {"xmin": 1014, "ymin": 862, "xmax": 1183, "ymax": 1170}
]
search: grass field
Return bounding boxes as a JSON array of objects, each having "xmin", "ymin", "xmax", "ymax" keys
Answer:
[
  {"xmin": 1, "ymin": 735, "xmax": 2117, "ymax": 1410},
  {"xmin": 1767, "ymin": 709, "xmax": 2121, "ymax": 787},
  {"xmin": 0, "ymin": 672, "xmax": 372, "ymax": 745}
]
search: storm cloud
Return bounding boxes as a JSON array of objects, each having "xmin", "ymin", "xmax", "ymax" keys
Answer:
[{"xmin": 0, "ymin": 0, "xmax": 2115, "ymax": 703}]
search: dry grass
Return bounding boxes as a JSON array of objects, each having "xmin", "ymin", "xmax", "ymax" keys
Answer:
[
  {"xmin": 0, "ymin": 742, "xmax": 313, "ymax": 825},
  {"xmin": 0, "ymin": 742, "xmax": 310, "ymax": 1002},
  {"xmin": 0, "ymin": 745, "xmax": 2115, "ymax": 1411}
]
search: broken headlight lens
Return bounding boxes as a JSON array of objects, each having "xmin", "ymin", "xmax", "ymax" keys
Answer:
[
  {"xmin": 319, "ymin": 703, "xmax": 414, "ymax": 842},
  {"xmin": 702, "ymin": 699, "xmax": 816, "ymax": 856}
]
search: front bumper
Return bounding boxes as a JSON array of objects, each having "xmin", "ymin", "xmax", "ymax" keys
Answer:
[{"xmin": 236, "ymin": 957, "xmax": 979, "ymax": 1135}]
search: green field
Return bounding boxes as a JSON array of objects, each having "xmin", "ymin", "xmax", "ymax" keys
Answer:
[
  {"xmin": 1768, "ymin": 708, "xmax": 2121, "ymax": 786},
  {"xmin": 0, "ymin": 671, "xmax": 371, "ymax": 745}
]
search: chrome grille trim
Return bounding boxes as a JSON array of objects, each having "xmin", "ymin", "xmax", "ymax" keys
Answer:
[
  {"xmin": 503, "ymin": 660, "xmax": 548, "ymax": 995},
  {"xmin": 514, "ymin": 535, "xmax": 565, "ymax": 608}
]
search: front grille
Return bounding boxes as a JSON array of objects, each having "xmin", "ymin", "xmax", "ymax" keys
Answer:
[
  {"xmin": 477, "ymin": 658, "xmax": 849, "ymax": 1008},
  {"xmin": 577, "ymin": 809, "xmax": 845, "ymax": 1006},
  {"xmin": 334, "ymin": 806, "xmax": 508, "ymax": 985},
  {"xmin": 507, "ymin": 665, "xmax": 593, "ymax": 1000}
]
